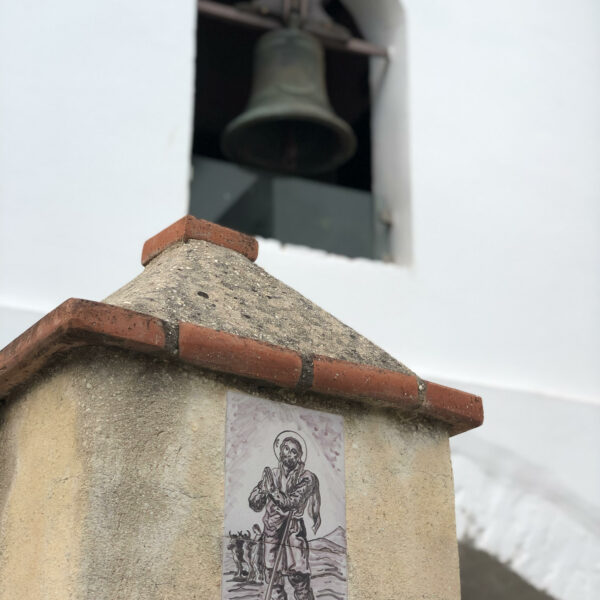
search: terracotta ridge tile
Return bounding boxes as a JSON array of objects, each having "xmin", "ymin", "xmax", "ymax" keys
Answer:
[
  {"xmin": 421, "ymin": 381, "xmax": 484, "ymax": 435},
  {"xmin": 311, "ymin": 354, "xmax": 421, "ymax": 411},
  {"xmin": 0, "ymin": 299, "xmax": 167, "ymax": 399},
  {"xmin": 141, "ymin": 215, "xmax": 259, "ymax": 265},
  {"xmin": 178, "ymin": 321, "xmax": 302, "ymax": 388},
  {"xmin": 176, "ymin": 328, "xmax": 483, "ymax": 434},
  {"xmin": 0, "ymin": 301, "xmax": 483, "ymax": 436}
]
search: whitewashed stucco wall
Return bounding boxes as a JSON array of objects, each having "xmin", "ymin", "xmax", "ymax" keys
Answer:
[
  {"xmin": 0, "ymin": 1, "xmax": 599, "ymax": 598},
  {"xmin": 0, "ymin": 0, "xmax": 196, "ymax": 335}
]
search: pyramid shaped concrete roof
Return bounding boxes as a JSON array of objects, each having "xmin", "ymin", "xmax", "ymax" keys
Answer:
[
  {"xmin": 105, "ymin": 220, "xmax": 413, "ymax": 377},
  {"xmin": 0, "ymin": 217, "xmax": 482, "ymax": 435}
]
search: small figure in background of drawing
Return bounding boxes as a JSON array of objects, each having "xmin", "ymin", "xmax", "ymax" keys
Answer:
[
  {"xmin": 227, "ymin": 530, "xmax": 250, "ymax": 581},
  {"xmin": 249, "ymin": 431, "xmax": 321, "ymax": 600},
  {"xmin": 247, "ymin": 523, "xmax": 265, "ymax": 583}
]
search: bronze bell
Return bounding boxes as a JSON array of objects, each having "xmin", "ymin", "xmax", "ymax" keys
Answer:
[{"xmin": 221, "ymin": 27, "xmax": 357, "ymax": 175}]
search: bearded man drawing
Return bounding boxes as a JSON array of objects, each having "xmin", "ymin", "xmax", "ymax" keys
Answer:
[{"xmin": 248, "ymin": 431, "xmax": 321, "ymax": 600}]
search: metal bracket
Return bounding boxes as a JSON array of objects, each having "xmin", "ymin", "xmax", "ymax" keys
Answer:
[{"xmin": 197, "ymin": 0, "xmax": 388, "ymax": 58}]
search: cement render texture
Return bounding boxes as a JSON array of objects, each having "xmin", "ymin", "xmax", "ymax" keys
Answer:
[
  {"xmin": 0, "ymin": 347, "xmax": 459, "ymax": 599},
  {"xmin": 104, "ymin": 240, "xmax": 413, "ymax": 375},
  {"xmin": 0, "ymin": 348, "xmax": 227, "ymax": 600}
]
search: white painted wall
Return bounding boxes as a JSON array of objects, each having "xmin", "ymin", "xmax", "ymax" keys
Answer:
[
  {"xmin": 450, "ymin": 381, "xmax": 600, "ymax": 599},
  {"xmin": 0, "ymin": 0, "xmax": 598, "ymax": 598},
  {"xmin": 0, "ymin": 0, "xmax": 196, "ymax": 341},
  {"xmin": 341, "ymin": 0, "xmax": 600, "ymax": 404}
]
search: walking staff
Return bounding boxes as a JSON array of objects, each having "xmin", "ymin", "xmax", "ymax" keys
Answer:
[{"xmin": 263, "ymin": 507, "xmax": 294, "ymax": 600}]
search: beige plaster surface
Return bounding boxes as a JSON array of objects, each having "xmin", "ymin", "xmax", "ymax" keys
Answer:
[
  {"xmin": 0, "ymin": 369, "xmax": 83, "ymax": 600},
  {"xmin": 0, "ymin": 347, "xmax": 459, "ymax": 599},
  {"xmin": 344, "ymin": 409, "xmax": 461, "ymax": 600}
]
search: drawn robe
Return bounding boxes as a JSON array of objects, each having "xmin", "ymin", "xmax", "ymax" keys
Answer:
[{"xmin": 249, "ymin": 462, "xmax": 320, "ymax": 575}]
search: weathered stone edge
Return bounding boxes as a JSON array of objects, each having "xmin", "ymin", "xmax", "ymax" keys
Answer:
[
  {"xmin": 141, "ymin": 215, "xmax": 259, "ymax": 265},
  {"xmin": 0, "ymin": 298, "xmax": 167, "ymax": 399},
  {"xmin": 0, "ymin": 299, "xmax": 483, "ymax": 436}
]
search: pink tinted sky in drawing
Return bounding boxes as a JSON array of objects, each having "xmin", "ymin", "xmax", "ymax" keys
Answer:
[{"xmin": 224, "ymin": 390, "xmax": 346, "ymax": 540}]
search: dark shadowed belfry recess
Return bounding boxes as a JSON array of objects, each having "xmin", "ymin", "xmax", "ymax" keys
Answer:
[
  {"xmin": 190, "ymin": 0, "xmax": 388, "ymax": 259},
  {"xmin": 0, "ymin": 216, "xmax": 482, "ymax": 436}
]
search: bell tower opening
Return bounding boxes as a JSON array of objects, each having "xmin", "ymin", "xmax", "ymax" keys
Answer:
[{"xmin": 190, "ymin": 1, "xmax": 386, "ymax": 258}]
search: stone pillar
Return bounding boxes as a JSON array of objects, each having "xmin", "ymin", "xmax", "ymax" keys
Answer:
[{"xmin": 0, "ymin": 217, "xmax": 483, "ymax": 600}]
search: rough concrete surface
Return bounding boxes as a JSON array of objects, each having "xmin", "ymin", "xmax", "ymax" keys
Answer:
[
  {"xmin": 104, "ymin": 240, "xmax": 413, "ymax": 375},
  {"xmin": 0, "ymin": 347, "xmax": 458, "ymax": 599}
]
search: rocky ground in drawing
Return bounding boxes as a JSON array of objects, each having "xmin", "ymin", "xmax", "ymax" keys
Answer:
[{"xmin": 223, "ymin": 527, "xmax": 347, "ymax": 600}]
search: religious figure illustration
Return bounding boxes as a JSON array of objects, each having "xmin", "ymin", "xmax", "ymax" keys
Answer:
[
  {"xmin": 222, "ymin": 391, "xmax": 347, "ymax": 600},
  {"xmin": 249, "ymin": 431, "xmax": 321, "ymax": 600}
]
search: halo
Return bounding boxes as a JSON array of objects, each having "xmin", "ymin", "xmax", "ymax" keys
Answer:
[{"xmin": 273, "ymin": 430, "xmax": 307, "ymax": 463}]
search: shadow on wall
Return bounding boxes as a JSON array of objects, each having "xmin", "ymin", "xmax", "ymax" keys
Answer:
[{"xmin": 459, "ymin": 543, "xmax": 556, "ymax": 600}]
